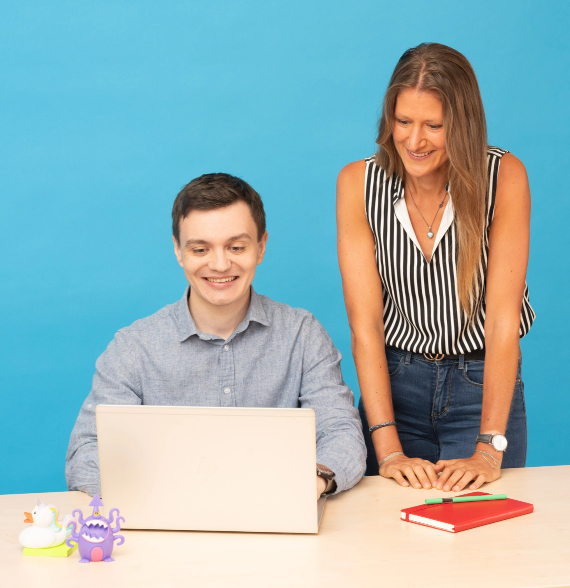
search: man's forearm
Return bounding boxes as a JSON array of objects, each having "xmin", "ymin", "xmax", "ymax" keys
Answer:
[{"xmin": 65, "ymin": 439, "xmax": 101, "ymax": 496}]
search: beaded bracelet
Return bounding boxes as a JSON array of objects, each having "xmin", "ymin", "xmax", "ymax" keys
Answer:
[{"xmin": 369, "ymin": 421, "xmax": 397, "ymax": 434}]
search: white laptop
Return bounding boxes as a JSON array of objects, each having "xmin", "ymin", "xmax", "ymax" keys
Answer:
[{"xmin": 96, "ymin": 405, "xmax": 327, "ymax": 534}]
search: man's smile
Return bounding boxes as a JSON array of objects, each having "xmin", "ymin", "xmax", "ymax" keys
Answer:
[{"xmin": 204, "ymin": 276, "xmax": 238, "ymax": 283}]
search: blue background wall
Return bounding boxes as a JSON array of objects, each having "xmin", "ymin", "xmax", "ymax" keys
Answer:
[{"xmin": 1, "ymin": 0, "xmax": 568, "ymax": 494}]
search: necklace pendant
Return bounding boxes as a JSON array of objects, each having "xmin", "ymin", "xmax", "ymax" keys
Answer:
[{"xmin": 427, "ymin": 230, "xmax": 434, "ymax": 239}]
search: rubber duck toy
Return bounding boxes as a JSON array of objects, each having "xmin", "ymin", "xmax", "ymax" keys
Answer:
[{"xmin": 19, "ymin": 499, "xmax": 73, "ymax": 549}]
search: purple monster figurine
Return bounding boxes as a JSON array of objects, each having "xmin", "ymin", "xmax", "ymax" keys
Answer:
[{"xmin": 66, "ymin": 494, "xmax": 125, "ymax": 563}]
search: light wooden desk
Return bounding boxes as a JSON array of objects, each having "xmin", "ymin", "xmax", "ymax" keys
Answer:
[{"xmin": 1, "ymin": 466, "xmax": 569, "ymax": 588}]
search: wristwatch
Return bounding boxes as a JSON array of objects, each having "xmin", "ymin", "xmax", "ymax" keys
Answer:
[
  {"xmin": 476, "ymin": 433, "xmax": 508, "ymax": 452},
  {"xmin": 316, "ymin": 464, "xmax": 336, "ymax": 495}
]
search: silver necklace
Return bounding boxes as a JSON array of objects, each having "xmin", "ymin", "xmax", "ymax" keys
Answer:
[{"xmin": 406, "ymin": 183, "xmax": 447, "ymax": 239}]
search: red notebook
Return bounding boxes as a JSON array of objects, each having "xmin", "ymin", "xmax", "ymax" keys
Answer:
[{"xmin": 400, "ymin": 491, "xmax": 533, "ymax": 533}]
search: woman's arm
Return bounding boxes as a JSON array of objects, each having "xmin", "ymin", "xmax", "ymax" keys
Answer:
[
  {"xmin": 435, "ymin": 153, "xmax": 531, "ymax": 491},
  {"xmin": 337, "ymin": 161, "xmax": 438, "ymax": 489}
]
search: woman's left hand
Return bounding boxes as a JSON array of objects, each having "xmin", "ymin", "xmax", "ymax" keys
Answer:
[{"xmin": 434, "ymin": 452, "xmax": 501, "ymax": 491}]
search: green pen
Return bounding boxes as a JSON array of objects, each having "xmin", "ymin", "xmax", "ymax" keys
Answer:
[{"xmin": 425, "ymin": 494, "xmax": 507, "ymax": 505}]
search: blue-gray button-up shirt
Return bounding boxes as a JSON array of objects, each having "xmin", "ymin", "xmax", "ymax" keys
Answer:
[{"xmin": 66, "ymin": 288, "xmax": 366, "ymax": 496}]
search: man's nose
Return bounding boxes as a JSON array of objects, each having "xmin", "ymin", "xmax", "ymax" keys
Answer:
[{"xmin": 208, "ymin": 249, "xmax": 232, "ymax": 273}]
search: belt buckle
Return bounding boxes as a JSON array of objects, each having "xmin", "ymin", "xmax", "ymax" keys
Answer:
[{"xmin": 423, "ymin": 352, "xmax": 444, "ymax": 361}]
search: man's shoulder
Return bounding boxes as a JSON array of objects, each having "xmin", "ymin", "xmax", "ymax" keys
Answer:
[
  {"xmin": 256, "ymin": 293, "xmax": 314, "ymax": 326},
  {"xmin": 115, "ymin": 297, "xmax": 182, "ymax": 343},
  {"xmin": 255, "ymin": 293, "xmax": 335, "ymax": 344}
]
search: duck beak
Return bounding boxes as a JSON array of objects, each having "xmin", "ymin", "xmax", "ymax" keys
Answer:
[{"xmin": 24, "ymin": 512, "xmax": 34, "ymax": 523}]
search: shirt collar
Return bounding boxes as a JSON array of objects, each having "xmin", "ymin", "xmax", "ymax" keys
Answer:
[
  {"xmin": 391, "ymin": 176, "xmax": 451, "ymax": 205},
  {"xmin": 175, "ymin": 286, "xmax": 270, "ymax": 343}
]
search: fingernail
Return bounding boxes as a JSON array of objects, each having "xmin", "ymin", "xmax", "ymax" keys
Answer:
[
  {"xmin": 453, "ymin": 486, "xmax": 459, "ymax": 491},
  {"xmin": 444, "ymin": 485, "xmax": 450, "ymax": 491},
  {"xmin": 414, "ymin": 484, "xmax": 421, "ymax": 489}
]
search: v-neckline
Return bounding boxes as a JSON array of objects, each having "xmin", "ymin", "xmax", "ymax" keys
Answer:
[{"xmin": 393, "ymin": 190, "xmax": 454, "ymax": 264}]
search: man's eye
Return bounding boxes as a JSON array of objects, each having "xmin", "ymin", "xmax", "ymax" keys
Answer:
[
  {"xmin": 231, "ymin": 247, "xmax": 245, "ymax": 252},
  {"xmin": 193, "ymin": 248, "xmax": 206, "ymax": 254},
  {"xmin": 428, "ymin": 124, "xmax": 442, "ymax": 130},
  {"xmin": 397, "ymin": 119, "xmax": 408, "ymax": 125}
]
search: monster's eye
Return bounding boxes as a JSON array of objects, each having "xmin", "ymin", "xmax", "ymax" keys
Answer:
[{"xmin": 94, "ymin": 512, "xmax": 99, "ymax": 516}]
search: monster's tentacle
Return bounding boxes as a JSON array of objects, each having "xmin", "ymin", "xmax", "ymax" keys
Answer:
[
  {"xmin": 68, "ymin": 520, "xmax": 79, "ymax": 538},
  {"xmin": 113, "ymin": 534, "xmax": 125, "ymax": 546},
  {"xmin": 108, "ymin": 508, "xmax": 124, "ymax": 532},
  {"xmin": 110, "ymin": 514, "xmax": 125, "ymax": 534},
  {"xmin": 66, "ymin": 532, "xmax": 78, "ymax": 548},
  {"xmin": 66, "ymin": 520, "xmax": 80, "ymax": 547},
  {"xmin": 72, "ymin": 509, "xmax": 85, "ymax": 525}
]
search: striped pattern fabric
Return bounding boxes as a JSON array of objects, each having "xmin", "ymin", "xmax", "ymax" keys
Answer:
[{"xmin": 364, "ymin": 146, "xmax": 535, "ymax": 354}]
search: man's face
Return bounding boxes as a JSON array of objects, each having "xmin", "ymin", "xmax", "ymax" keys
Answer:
[{"xmin": 173, "ymin": 201, "xmax": 267, "ymax": 309}]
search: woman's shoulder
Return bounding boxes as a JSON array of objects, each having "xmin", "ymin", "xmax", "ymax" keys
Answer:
[
  {"xmin": 495, "ymin": 150, "xmax": 528, "ymax": 185},
  {"xmin": 338, "ymin": 159, "xmax": 367, "ymax": 180},
  {"xmin": 488, "ymin": 146, "xmax": 526, "ymax": 174},
  {"xmin": 494, "ymin": 149, "xmax": 530, "ymax": 213},
  {"xmin": 337, "ymin": 159, "xmax": 367, "ymax": 195}
]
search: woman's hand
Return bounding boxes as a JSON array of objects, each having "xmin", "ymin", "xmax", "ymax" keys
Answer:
[
  {"xmin": 380, "ymin": 454, "xmax": 439, "ymax": 489},
  {"xmin": 434, "ymin": 452, "xmax": 501, "ymax": 492}
]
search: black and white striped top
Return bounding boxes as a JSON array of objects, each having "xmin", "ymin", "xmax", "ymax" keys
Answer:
[{"xmin": 365, "ymin": 146, "xmax": 535, "ymax": 354}]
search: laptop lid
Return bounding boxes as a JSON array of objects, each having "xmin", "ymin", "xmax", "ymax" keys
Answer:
[{"xmin": 96, "ymin": 405, "xmax": 321, "ymax": 534}]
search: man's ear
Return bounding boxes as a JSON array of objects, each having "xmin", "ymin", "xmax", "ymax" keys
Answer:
[
  {"xmin": 173, "ymin": 235, "xmax": 184, "ymax": 267},
  {"xmin": 256, "ymin": 231, "xmax": 268, "ymax": 265}
]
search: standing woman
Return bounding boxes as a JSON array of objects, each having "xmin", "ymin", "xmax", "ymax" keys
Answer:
[{"xmin": 337, "ymin": 43, "xmax": 534, "ymax": 492}]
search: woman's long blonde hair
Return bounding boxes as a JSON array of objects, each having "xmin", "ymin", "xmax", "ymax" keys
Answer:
[{"xmin": 376, "ymin": 43, "xmax": 488, "ymax": 317}]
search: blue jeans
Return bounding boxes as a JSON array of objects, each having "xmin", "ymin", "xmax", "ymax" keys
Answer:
[{"xmin": 358, "ymin": 347, "xmax": 527, "ymax": 476}]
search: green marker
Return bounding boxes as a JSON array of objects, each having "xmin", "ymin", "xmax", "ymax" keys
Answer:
[{"xmin": 425, "ymin": 494, "xmax": 507, "ymax": 505}]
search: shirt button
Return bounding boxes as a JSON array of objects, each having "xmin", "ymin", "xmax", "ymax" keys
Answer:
[
  {"xmin": 223, "ymin": 345, "xmax": 229, "ymax": 351},
  {"xmin": 224, "ymin": 387, "xmax": 231, "ymax": 394}
]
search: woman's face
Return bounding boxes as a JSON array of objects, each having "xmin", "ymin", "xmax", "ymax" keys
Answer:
[{"xmin": 392, "ymin": 88, "xmax": 448, "ymax": 180}]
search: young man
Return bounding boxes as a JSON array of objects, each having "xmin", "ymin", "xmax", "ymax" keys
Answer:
[{"xmin": 66, "ymin": 173, "xmax": 366, "ymax": 498}]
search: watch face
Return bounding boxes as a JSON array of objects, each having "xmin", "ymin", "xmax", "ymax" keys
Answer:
[{"xmin": 492, "ymin": 435, "xmax": 508, "ymax": 452}]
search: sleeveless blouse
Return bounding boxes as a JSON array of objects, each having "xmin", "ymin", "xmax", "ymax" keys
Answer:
[{"xmin": 364, "ymin": 146, "xmax": 535, "ymax": 354}]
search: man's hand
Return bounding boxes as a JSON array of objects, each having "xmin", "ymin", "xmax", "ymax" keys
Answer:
[
  {"xmin": 380, "ymin": 454, "xmax": 438, "ymax": 489},
  {"xmin": 316, "ymin": 475, "xmax": 327, "ymax": 499},
  {"xmin": 434, "ymin": 452, "xmax": 501, "ymax": 491}
]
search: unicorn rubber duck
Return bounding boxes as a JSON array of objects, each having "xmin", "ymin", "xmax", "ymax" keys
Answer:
[{"xmin": 19, "ymin": 499, "xmax": 73, "ymax": 549}]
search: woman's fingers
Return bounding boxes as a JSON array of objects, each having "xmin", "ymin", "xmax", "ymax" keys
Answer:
[
  {"xmin": 434, "ymin": 459, "xmax": 457, "ymax": 473},
  {"xmin": 386, "ymin": 454, "xmax": 497, "ymax": 491},
  {"xmin": 412, "ymin": 464, "xmax": 433, "ymax": 489},
  {"xmin": 392, "ymin": 470, "xmax": 410, "ymax": 487},
  {"xmin": 424, "ymin": 463, "xmax": 439, "ymax": 486},
  {"xmin": 382, "ymin": 457, "xmax": 440, "ymax": 489},
  {"xmin": 442, "ymin": 468, "xmax": 467, "ymax": 491},
  {"xmin": 435, "ymin": 467, "xmax": 453, "ymax": 489},
  {"xmin": 450, "ymin": 470, "xmax": 477, "ymax": 492},
  {"xmin": 401, "ymin": 465, "xmax": 422, "ymax": 489},
  {"xmin": 469, "ymin": 474, "xmax": 486, "ymax": 490}
]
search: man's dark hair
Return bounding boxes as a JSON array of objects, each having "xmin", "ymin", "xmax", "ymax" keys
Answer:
[{"xmin": 172, "ymin": 173, "xmax": 266, "ymax": 243}]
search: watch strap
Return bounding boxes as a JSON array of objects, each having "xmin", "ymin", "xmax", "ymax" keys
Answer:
[
  {"xmin": 316, "ymin": 465, "xmax": 335, "ymax": 481},
  {"xmin": 476, "ymin": 433, "xmax": 494, "ymax": 444},
  {"xmin": 323, "ymin": 477, "xmax": 336, "ymax": 494}
]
